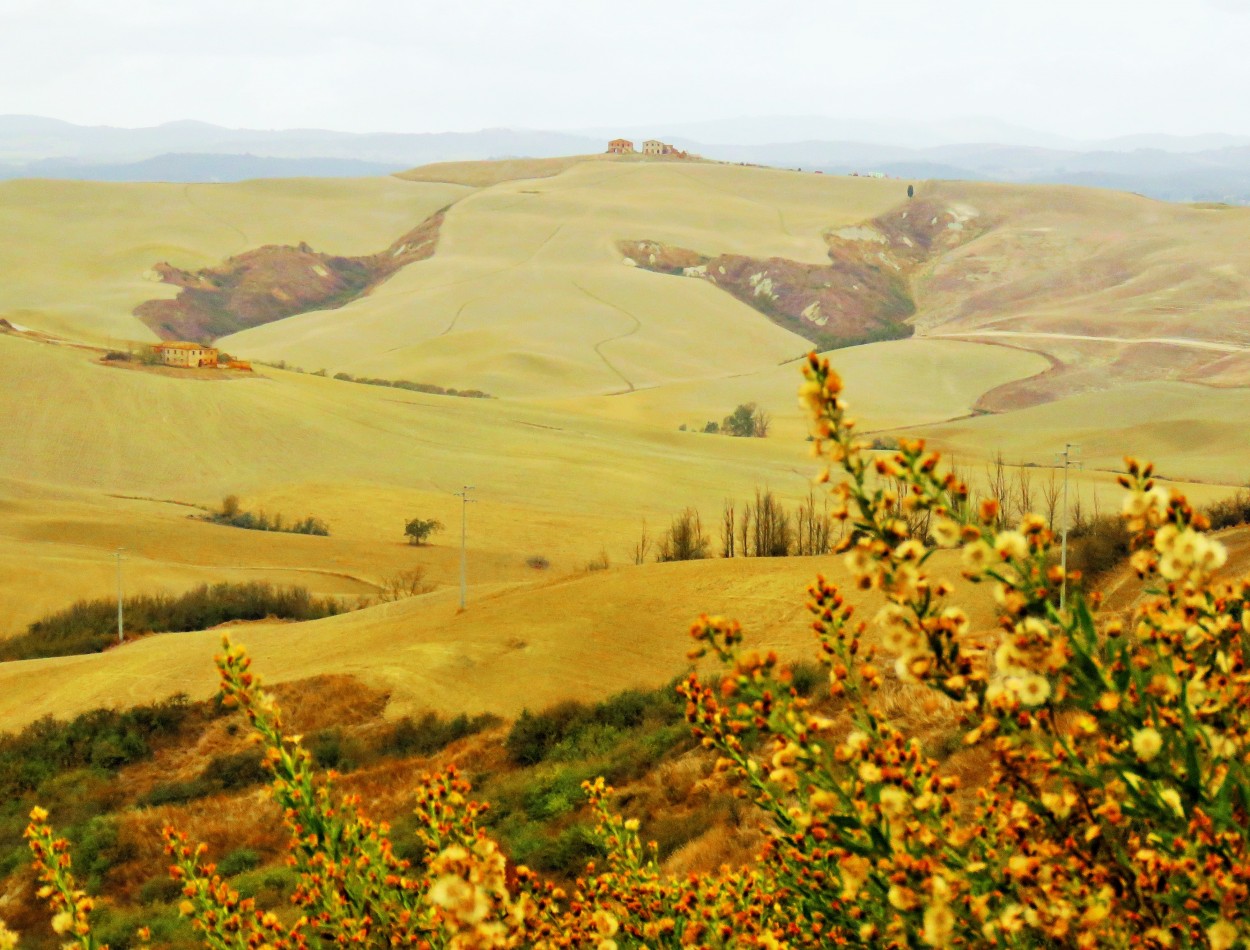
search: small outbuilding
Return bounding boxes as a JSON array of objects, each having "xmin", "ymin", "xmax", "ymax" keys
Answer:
[{"xmin": 153, "ymin": 341, "xmax": 218, "ymax": 368}]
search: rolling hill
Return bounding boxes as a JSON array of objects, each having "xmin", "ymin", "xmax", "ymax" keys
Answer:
[{"xmin": 2, "ymin": 156, "xmax": 1250, "ymax": 732}]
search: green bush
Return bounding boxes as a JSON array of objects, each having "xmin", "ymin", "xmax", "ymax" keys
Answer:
[
  {"xmin": 217, "ymin": 847, "xmax": 262, "ymax": 877},
  {"xmin": 140, "ymin": 778, "xmax": 215, "ymax": 808},
  {"xmin": 505, "ymin": 702, "xmax": 588, "ymax": 766},
  {"xmin": 201, "ymin": 750, "xmax": 267, "ymax": 790},
  {"xmin": 1, "ymin": 582, "xmax": 346, "ymax": 660},
  {"xmin": 208, "ymin": 496, "xmax": 329, "ymax": 535},
  {"xmin": 378, "ymin": 711, "xmax": 498, "ymax": 759},
  {"xmin": 0, "ymin": 695, "xmax": 191, "ymax": 799},
  {"xmin": 233, "ymin": 865, "xmax": 300, "ymax": 906},
  {"xmin": 138, "ymin": 873, "xmax": 183, "ymax": 904}
]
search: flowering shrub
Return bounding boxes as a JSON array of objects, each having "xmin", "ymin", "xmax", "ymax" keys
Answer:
[{"xmin": 19, "ymin": 350, "xmax": 1250, "ymax": 947}]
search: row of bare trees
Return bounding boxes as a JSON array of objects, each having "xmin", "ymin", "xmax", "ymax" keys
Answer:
[
  {"xmin": 633, "ymin": 454, "xmax": 1107, "ymax": 566},
  {"xmin": 635, "ymin": 488, "xmax": 842, "ymax": 564}
]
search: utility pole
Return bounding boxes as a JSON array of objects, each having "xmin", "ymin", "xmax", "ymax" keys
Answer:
[
  {"xmin": 454, "ymin": 487, "xmax": 476, "ymax": 610},
  {"xmin": 1057, "ymin": 444, "xmax": 1082, "ymax": 611},
  {"xmin": 115, "ymin": 548, "xmax": 126, "ymax": 644}
]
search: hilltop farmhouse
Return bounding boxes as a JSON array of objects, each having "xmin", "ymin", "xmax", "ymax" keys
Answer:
[
  {"xmin": 152, "ymin": 341, "xmax": 217, "ymax": 368},
  {"xmin": 606, "ymin": 138, "xmax": 688, "ymax": 158}
]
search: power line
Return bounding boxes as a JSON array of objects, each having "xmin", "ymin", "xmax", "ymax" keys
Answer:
[
  {"xmin": 1057, "ymin": 444, "xmax": 1082, "ymax": 612},
  {"xmin": 115, "ymin": 548, "xmax": 126, "ymax": 644},
  {"xmin": 453, "ymin": 486, "xmax": 476, "ymax": 610}
]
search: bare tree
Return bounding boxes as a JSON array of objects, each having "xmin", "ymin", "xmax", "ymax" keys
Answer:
[
  {"xmin": 1041, "ymin": 468, "xmax": 1061, "ymax": 529},
  {"xmin": 986, "ymin": 451, "xmax": 1010, "ymax": 529},
  {"xmin": 1015, "ymin": 466, "xmax": 1035, "ymax": 523},
  {"xmin": 752, "ymin": 406, "xmax": 772, "ymax": 438},
  {"xmin": 747, "ymin": 487, "xmax": 790, "ymax": 557},
  {"xmin": 378, "ymin": 567, "xmax": 434, "ymax": 602},
  {"xmin": 721, "ymin": 498, "xmax": 736, "ymax": 558},
  {"xmin": 657, "ymin": 508, "xmax": 710, "ymax": 561},
  {"xmin": 632, "ymin": 521, "xmax": 651, "ymax": 565},
  {"xmin": 793, "ymin": 488, "xmax": 833, "ymax": 556}
]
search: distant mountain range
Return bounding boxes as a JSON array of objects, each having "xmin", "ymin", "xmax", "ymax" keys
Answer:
[{"xmin": 3, "ymin": 114, "xmax": 1250, "ymax": 202}]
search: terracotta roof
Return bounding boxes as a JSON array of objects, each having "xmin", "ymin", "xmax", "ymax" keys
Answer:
[{"xmin": 154, "ymin": 341, "xmax": 214, "ymax": 350}]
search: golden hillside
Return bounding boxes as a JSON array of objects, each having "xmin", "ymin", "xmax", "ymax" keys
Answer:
[{"xmin": 2, "ymin": 158, "xmax": 1249, "ymax": 731}]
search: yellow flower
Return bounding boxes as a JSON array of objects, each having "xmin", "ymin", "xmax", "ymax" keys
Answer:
[
  {"xmin": 0, "ymin": 922, "xmax": 16, "ymax": 950},
  {"xmin": 894, "ymin": 539, "xmax": 925, "ymax": 561},
  {"xmin": 844, "ymin": 545, "xmax": 873, "ymax": 578},
  {"xmin": 858, "ymin": 762, "xmax": 883, "ymax": 784},
  {"xmin": 878, "ymin": 785, "xmax": 910, "ymax": 820},
  {"xmin": 932, "ymin": 518, "xmax": 961, "ymax": 548},
  {"xmin": 844, "ymin": 730, "xmax": 870, "ymax": 755},
  {"xmin": 993, "ymin": 530, "xmax": 1029, "ymax": 560},
  {"xmin": 1131, "ymin": 727, "xmax": 1163, "ymax": 762},
  {"xmin": 1159, "ymin": 787, "xmax": 1184, "ymax": 818},
  {"xmin": 1015, "ymin": 674, "xmax": 1051, "ymax": 707},
  {"xmin": 994, "ymin": 643, "xmax": 1028, "ymax": 676},
  {"xmin": 593, "ymin": 910, "xmax": 620, "ymax": 937},
  {"xmin": 1207, "ymin": 920, "xmax": 1238, "ymax": 950},
  {"xmin": 50, "ymin": 913, "xmax": 73, "ymax": 935},
  {"xmin": 922, "ymin": 902, "xmax": 956, "ymax": 947},
  {"xmin": 1122, "ymin": 491, "xmax": 1151, "ymax": 518},
  {"xmin": 888, "ymin": 885, "xmax": 919, "ymax": 911},
  {"xmin": 941, "ymin": 607, "xmax": 970, "ymax": 636},
  {"xmin": 961, "ymin": 540, "xmax": 994, "ymax": 575}
]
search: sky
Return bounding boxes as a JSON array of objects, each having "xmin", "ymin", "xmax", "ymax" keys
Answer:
[{"xmin": 1, "ymin": 0, "xmax": 1247, "ymax": 139}]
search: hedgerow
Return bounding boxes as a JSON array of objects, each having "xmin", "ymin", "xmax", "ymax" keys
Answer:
[
  {"xmin": 17, "ymin": 351, "xmax": 1250, "ymax": 948},
  {"xmin": 1, "ymin": 582, "xmax": 345, "ymax": 660}
]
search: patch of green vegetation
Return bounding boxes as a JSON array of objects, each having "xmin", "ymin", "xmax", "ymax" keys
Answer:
[
  {"xmin": 0, "ymin": 696, "xmax": 192, "ymax": 799},
  {"xmin": 331, "ymin": 372, "xmax": 491, "ymax": 399},
  {"xmin": 0, "ymin": 582, "xmax": 345, "ymax": 660},
  {"xmin": 208, "ymin": 495, "xmax": 329, "ymax": 535},
  {"xmin": 477, "ymin": 682, "xmax": 696, "ymax": 878}
]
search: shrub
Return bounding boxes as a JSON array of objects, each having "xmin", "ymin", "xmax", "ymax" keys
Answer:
[
  {"xmin": 1205, "ymin": 487, "xmax": 1250, "ymax": 530},
  {"xmin": 656, "ymin": 507, "xmax": 709, "ymax": 561},
  {"xmin": 140, "ymin": 778, "xmax": 216, "ymax": 808},
  {"xmin": 207, "ymin": 499, "xmax": 329, "ymax": 536},
  {"xmin": 201, "ymin": 750, "xmax": 267, "ymax": 791},
  {"xmin": 1064, "ymin": 513, "xmax": 1132, "ymax": 580},
  {"xmin": 0, "ymin": 582, "xmax": 346, "ymax": 660},
  {"xmin": 525, "ymin": 555, "xmax": 550, "ymax": 571},
  {"xmin": 505, "ymin": 702, "xmax": 588, "ymax": 766},
  {"xmin": 0, "ymin": 695, "xmax": 191, "ymax": 800},
  {"xmin": 378, "ymin": 567, "xmax": 435, "ymax": 602},
  {"xmin": 217, "ymin": 847, "xmax": 262, "ymax": 877},
  {"xmin": 378, "ymin": 711, "xmax": 499, "ymax": 759}
]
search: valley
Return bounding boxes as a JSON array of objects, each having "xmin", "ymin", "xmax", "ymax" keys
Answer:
[
  {"xmin": 2, "ymin": 155, "xmax": 1250, "ymax": 714},
  {"xmin": 3, "ymin": 148, "xmax": 1250, "ymax": 946}
]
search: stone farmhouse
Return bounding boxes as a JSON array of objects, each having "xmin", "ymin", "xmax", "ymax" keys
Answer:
[
  {"xmin": 606, "ymin": 138, "xmax": 688, "ymax": 158},
  {"xmin": 153, "ymin": 341, "xmax": 218, "ymax": 368}
]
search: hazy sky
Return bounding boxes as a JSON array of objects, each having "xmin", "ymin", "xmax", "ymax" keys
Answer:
[{"xmin": 1, "ymin": 0, "xmax": 1247, "ymax": 138}]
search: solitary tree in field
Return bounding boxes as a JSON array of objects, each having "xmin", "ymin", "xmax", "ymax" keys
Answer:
[
  {"xmin": 722, "ymin": 402, "xmax": 759, "ymax": 438},
  {"xmin": 404, "ymin": 517, "xmax": 444, "ymax": 546}
]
